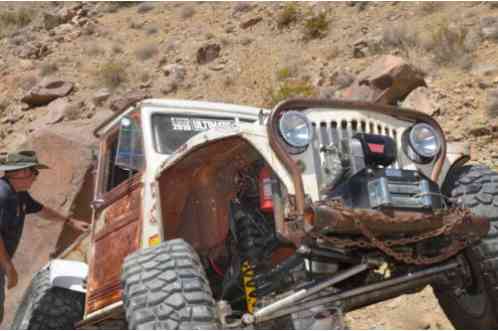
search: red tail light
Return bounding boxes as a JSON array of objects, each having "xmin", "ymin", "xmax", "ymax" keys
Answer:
[{"xmin": 259, "ymin": 166, "xmax": 273, "ymax": 212}]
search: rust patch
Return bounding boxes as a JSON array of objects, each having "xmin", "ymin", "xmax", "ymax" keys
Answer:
[{"xmin": 159, "ymin": 137, "xmax": 258, "ymax": 253}]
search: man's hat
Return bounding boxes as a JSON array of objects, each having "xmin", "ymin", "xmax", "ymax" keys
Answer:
[{"xmin": 0, "ymin": 150, "xmax": 49, "ymax": 172}]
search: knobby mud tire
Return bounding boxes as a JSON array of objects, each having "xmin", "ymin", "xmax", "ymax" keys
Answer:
[
  {"xmin": 11, "ymin": 267, "xmax": 85, "ymax": 329},
  {"xmin": 121, "ymin": 239, "xmax": 219, "ymax": 330},
  {"xmin": 435, "ymin": 165, "xmax": 498, "ymax": 329}
]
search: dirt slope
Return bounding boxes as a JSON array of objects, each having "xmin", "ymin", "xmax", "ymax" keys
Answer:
[{"xmin": 1, "ymin": 2, "xmax": 498, "ymax": 329}]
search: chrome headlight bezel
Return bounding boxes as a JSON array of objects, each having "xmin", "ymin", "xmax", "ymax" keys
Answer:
[
  {"xmin": 403, "ymin": 122, "xmax": 442, "ymax": 163},
  {"xmin": 278, "ymin": 111, "xmax": 313, "ymax": 153}
]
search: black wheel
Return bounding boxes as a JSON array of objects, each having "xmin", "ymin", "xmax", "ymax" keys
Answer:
[
  {"xmin": 121, "ymin": 239, "xmax": 219, "ymax": 330},
  {"xmin": 11, "ymin": 266, "xmax": 85, "ymax": 329},
  {"xmin": 434, "ymin": 165, "xmax": 498, "ymax": 329}
]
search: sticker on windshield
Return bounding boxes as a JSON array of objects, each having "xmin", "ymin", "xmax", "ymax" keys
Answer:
[{"xmin": 171, "ymin": 117, "xmax": 235, "ymax": 131}]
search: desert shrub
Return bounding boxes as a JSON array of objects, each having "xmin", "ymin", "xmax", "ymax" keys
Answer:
[
  {"xmin": 137, "ymin": 3, "xmax": 155, "ymax": 14},
  {"xmin": 129, "ymin": 21, "xmax": 144, "ymax": 30},
  {"xmin": 135, "ymin": 43, "xmax": 158, "ymax": 61},
  {"xmin": 179, "ymin": 6, "xmax": 195, "ymax": 19},
  {"xmin": 270, "ymin": 80, "xmax": 316, "ymax": 105},
  {"xmin": 0, "ymin": 7, "xmax": 36, "ymax": 37},
  {"xmin": 39, "ymin": 62, "xmax": 58, "ymax": 77},
  {"xmin": 423, "ymin": 19, "xmax": 473, "ymax": 69},
  {"xmin": 145, "ymin": 25, "xmax": 158, "ymax": 35},
  {"xmin": 303, "ymin": 11, "xmax": 329, "ymax": 40},
  {"xmin": 97, "ymin": 60, "xmax": 128, "ymax": 89},
  {"xmin": 0, "ymin": 98, "xmax": 8, "ymax": 113},
  {"xmin": 487, "ymin": 89, "xmax": 498, "ymax": 117},
  {"xmin": 383, "ymin": 23, "xmax": 418, "ymax": 50},
  {"xmin": 84, "ymin": 44, "xmax": 105, "ymax": 57},
  {"xmin": 277, "ymin": 3, "xmax": 299, "ymax": 29},
  {"xmin": 418, "ymin": 1, "xmax": 442, "ymax": 14}
]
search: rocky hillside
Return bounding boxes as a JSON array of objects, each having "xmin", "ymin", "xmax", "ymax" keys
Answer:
[{"xmin": 1, "ymin": 1, "xmax": 498, "ymax": 329}]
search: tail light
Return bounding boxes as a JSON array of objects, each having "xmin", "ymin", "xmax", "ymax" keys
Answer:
[{"xmin": 259, "ymin": 166, "xmax": 273, "ymax": 213}]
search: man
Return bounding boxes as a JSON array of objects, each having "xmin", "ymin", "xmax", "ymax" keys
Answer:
[{"xmin": 0, "ymin": 150, "xmax": 89, "ymax": 322}]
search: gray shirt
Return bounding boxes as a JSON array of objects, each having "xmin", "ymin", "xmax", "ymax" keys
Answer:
[{"xmin": 0, "ymin": 178, "xmax": 43, "ymax": 257}]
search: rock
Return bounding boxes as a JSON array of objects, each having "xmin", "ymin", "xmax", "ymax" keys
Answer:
[
  {"xmin": 196, "ymin": 43, "xmax": 221, "ymax": 65},
  {"xmin": 161, "ymin": 63, "xmax": 186, "ymax": 82},
  {"xmin": 342, "ymin": 55, "xmax": 426, "ymax": 105},
  {"xmin": 16, "ymin": 42, "xmax": 50, "ymax": 60},
  {"xmin": 92, "ymin": 88, "xmax": 111, "ymax": 105},
  {"xmin": 160, "ymin": 79, "xmax": 177, "ymax": 94},
  {"xmin": 232, "ymin": 2, "xmax": 254, "ymax": 15},
  {"xmin": 240, "ymin": 36, "xmax": 253, "ymax": 46},
  {"xmin": 240, "ymin": 17, "xmax": 262, "ymax": 29},
  {"xmin": 472, "ymin": 63, "xmax": 498, "ymax": 77},
  {"xmin": 44, "ymin": 98, "xmax": 71, "ymax": 124},
  {"xmin": 481, "ymin": 16, "xmax": 498, "ymax": 39},
  {"xmin": 318, "ymin": 86, "xmax": 337, "ymax": 99},
  {"xmin": 109, "ymin": 91, "xmax": 149, "ymax": 112},
  {"xmin": 402, "ymin": 87, "xmax": 439, "ymax": 116},
  {"xmin": 21, "ymin": 79, "xmax": 74, "ymax": 107},
  {"xmin": 53, "ymin": 23, "xmax": 73, "ymax": 35},
  {"xmin": 331, "ymin": 70, "xmax": 355, "ymax": 90}
]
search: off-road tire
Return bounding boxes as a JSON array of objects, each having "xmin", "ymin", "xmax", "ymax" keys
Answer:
[
  {"xmin": 11, "ymin": 266, "xmax": 85, "ymax": 329},
  {"xmin": 434, "ymin": 165, "xmax": 498, "ymax": 329},
  {"xmin": 121, "ymin": 239, "xmax": 219, "ymax": 330}
]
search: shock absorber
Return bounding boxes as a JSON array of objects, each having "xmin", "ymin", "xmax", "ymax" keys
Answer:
[{"xmin": 232, "ymin": 201, "xmax": 274, "ymax": 313}]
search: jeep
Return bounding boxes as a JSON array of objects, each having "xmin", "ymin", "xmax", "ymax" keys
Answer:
[{"xmin": 12, "ymin": 98, "xmax": 498, "ymax": 329}]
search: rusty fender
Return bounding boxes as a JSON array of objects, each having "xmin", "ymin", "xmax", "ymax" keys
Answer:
[{"xmin": 304, "ymin": 202, "xmax": 490, "ymax": 238}]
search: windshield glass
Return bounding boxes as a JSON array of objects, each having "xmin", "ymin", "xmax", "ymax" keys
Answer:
[{"xmin": 152, "ymin": 113, "xmax": 247, "ymax": 154}]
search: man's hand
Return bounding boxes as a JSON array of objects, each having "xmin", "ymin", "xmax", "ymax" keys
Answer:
[
  {"xmin": 4, "ymin": 263, "xmax": 18, "ymax": 289},
  {"xmin": 68, "ymin": 219, "xmax": 90, "ymax": 232}
]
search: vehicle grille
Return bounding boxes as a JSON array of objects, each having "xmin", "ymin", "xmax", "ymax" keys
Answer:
[{"xmin": 310, "ymin": 118, "xmax": 405, "ymax": 169}]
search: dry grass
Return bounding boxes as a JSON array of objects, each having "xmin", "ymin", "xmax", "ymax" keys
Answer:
[
  {"xmin": 19, "ymin": 74, "xmax": 37, "ymax": 91},
  {"xmin": 487, "ymin": 89, "xmax": 498, "ymax": 118},
  {"xmin": 84, "ymin": 44, "xmax": 105, "ymax": 57},
  {"xmin": 0, "ymin": 7, "xmax": 36, "ymax": 38},
  {"xmin": 303, "ymin": 11, "xmax": 329, "ymax": 40},
  {"xmin": 422, "ymin": 19, "xmax": 473, "ymax": 69},
  {"xmin": 135, "ymin": 43, "xmax": 158, "ymax": 61},
  {"xmin": 145, "ymin": 26, "xmax": 158, "ymax": 35},
  {"xmin": 111, "ymin": 43, "xmax": 124, "ymax": 55},
  {"xmin": 97, "ymin": 60, "xmax": 128, "ymax": 89},
  {"xmin": 277, "ymin": 3, "xmax": 299, "ymax": 29},
  {"xmin": 39, "ymin": 62, "xmax": 58, "ymax": 77},
  {"xmin": 382, "ymin": 23, "xmax": 418, "ymax": 50}
]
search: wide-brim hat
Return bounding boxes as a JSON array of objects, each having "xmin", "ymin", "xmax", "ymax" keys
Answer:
[{"xmin": 0, "ymin": 150, "xmax": 49, "ymax": 172}]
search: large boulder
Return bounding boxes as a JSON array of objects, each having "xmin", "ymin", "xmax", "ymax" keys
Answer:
[
  {"xmin": 402, "ymin": 87, "xmax": 439, "ymax": 116},
  {"xmin": 2, "ymin": 115, "xmax": 108, "ymax": 328},
  {"xmin": 342, "ymin": 55, "xmax": 426, "ymax": 105},
  {"xmin": 21, "ymin": 78, "xmax": 74, "ymax": 107},
  {"xmin": 109, "ymin": 91, "xmax": 150, "ymax": 112}
]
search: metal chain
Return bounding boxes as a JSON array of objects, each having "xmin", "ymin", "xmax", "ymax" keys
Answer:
[{"xmin": 310, "ymin": 204, "xmax": 480, "ymax": 266}]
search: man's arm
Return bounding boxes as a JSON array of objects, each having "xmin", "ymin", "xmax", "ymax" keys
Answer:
[
  {"xmin": 0, "ymin": 236, "xmax": 17, "ymax": 289},
  {"xmin": 37, "ymin": 206, "xmax": 89, "ymax": 232}
]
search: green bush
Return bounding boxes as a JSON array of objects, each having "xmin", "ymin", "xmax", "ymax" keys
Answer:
[
  {"xmin": 303, "ymin": 12, "xmax": 329, "ymax": 40},
  {"xmin": 270, "ymin": 80, "xmax": 316, "ymax": 105}
]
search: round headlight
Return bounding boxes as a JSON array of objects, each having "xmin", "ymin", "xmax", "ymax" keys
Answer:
[
  {"xmin": 278, "ymin": 111, "xmax": 313, "ymax": 149},
  {"xmin": 408, "ymin": 123, "xmax": 441, "ymax": 158}
]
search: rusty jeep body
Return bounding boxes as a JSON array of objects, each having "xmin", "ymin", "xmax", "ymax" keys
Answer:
[{"xmin": 12, "ymin": 98, "xmax": 498, "ymax": 330}]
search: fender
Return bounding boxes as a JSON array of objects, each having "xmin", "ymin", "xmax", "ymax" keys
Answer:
[{"xmin": 48, "ymin": 259, "xmax": 88, "ymax": 293}]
